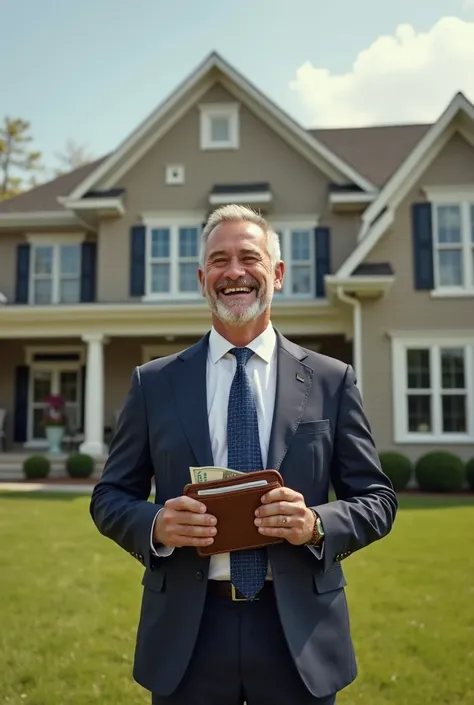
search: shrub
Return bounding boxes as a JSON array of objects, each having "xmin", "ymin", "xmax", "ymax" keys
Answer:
[
  {"xmin": 66, "ymin": 453, "xmax": 94, "ymax": 479},
  {"xmin": 466, "ymin": 458, "xmax": 474, "ymax": 492},
  {"xmin": 379, "ymin": 452, "xmax": 412, "ymax": 491},
  {"xmin": 23, "ymin": 454, "xmax": 51, "ymax": 480},
  {"xmin": 415, "ymin": 451, "xmax": 465, "ymax": 492}
]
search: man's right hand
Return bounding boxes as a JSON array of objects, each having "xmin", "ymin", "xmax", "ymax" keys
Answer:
[{"xmin": 153, "ymin": 496, "xmax": 217, "ymax": 548}]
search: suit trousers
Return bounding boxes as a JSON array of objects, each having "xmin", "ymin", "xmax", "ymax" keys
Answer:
[{"xmin": 151, "ymin": 582, "xmax": 337, "ymax": 705}]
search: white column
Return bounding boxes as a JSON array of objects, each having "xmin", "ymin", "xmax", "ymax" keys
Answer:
[{"xmin": 80, "ymin": 333, "xmax": 107, "ymax": 457}]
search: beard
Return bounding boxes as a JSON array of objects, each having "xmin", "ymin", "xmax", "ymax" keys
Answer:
[{"xmin": 204, "ymin": 276, "xmax": 273, "ymax": 326}]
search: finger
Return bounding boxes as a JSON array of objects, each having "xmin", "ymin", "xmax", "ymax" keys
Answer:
[
  {"xmin": 174, "ymin": 535, "xmax": 215, "ymax": 548},
  {"xmin": 255, "ymin": 514, "xmax": 293, "ymax": 527},
  {"xmin": 169, "ymin": 511, "xmax": 217, "ymax": 527},
  {"xmin": 165, "ymin": 495, "xmax": 207, "ymax": 514},
  {"xmin": 257, "ymin": 526, "xmax": 293, "ymax": 538},
  {"xmin": 261, "ymin": 487, "xmax": 303, "ymax": 504},
  {"xmin": 174, "ymin": 524, "xmax": 217, "ymax": 538},
  {"xmin": 255, "ymin": 501, "xmax": 302, "ymax": 517}
]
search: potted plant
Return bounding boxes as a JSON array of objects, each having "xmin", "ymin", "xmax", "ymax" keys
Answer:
[{"xmin": 42, "ymin": 394, "xmax": 67, "ymax": 454}]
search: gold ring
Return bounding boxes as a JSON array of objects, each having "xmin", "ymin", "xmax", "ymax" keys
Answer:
[{"xmin": 282, "ymin": 517, "xmax": 289, "ymax": 524}]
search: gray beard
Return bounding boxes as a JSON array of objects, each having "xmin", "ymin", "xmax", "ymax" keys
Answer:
[{"xmin": 206, "ymin": 285, "xmax": 273, "ymax": 326}]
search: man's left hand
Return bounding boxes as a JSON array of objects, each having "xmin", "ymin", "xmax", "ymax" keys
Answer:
[{"xmin": 254, "ymin": 487, "xmax": 315, "ymax": 545}]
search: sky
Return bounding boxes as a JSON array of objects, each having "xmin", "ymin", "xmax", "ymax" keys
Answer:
[{"xmin": 3, "ymin": 0, "xmax": 474, "ymax": 177}]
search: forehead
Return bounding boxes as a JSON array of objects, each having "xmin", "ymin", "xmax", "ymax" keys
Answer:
[{"xmin": 205, "ymin": 220, "xmax": 267, "ymax": 257}]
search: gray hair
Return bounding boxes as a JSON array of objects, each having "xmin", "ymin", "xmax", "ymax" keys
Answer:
[{"xmin": 199, "ymin": 204, "xmax": 281, "ymax": 268}]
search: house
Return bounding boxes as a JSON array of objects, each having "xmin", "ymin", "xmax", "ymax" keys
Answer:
[{"xmin": 0, "ymin": 51, "xmax": 473, "ymax": 468}]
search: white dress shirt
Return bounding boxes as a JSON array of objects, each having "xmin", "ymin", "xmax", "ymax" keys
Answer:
[{"xmin": 152, "ymin": 322, "xmax": 277, "ymax": 580}]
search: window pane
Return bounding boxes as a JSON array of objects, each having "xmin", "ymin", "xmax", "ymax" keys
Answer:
[
  {"xmin": 441, "ymin": 348, "xmax": 465, "ymax": 389},
  {"xmin": 60, "ymin": 245, "xmax": 80, "ymax": 275},
  {"xmin": 291, "ymin": 231, "xmax": 310, "ymax": 261},
  {"xmin": 470, "ymin": 204, "xmax": 474, "ymax": 243},
  {"xmin": 407, "ymin": 395, "xmax": 431, "ymax": 433},
  {"xmin": 179, "ymin": 263, "xmax": 198, "ymax": 292},
  {"xmin": 59, "ymin": 279, "xmax": 80, "ymax": 303},
  {"xmin": 33, "ymin": 371, "xmax": 52, "ymax": 403},
  {"xmin": 210, "ymin": 116, "xmax": 230, "ymax": 142},
  {"xmin": 442, "ymin": 395, "xmax": 467, "ymax": 433},
  {"xmin": 437, "ymin": 205, "xmax": 461, "ymax": 243},
  {"xmin": 179, "ymin": 227, "xmax": 198, "ymax": 257},
  {"xmin": 438, "ymin": 250, "xmax": 463, "ymax": 286},
  {"xmin": 33, "ymin": 246, "xmax": 53, "ymax": 275},
  {"xmin": 33, "ymin": 279, "xmax": 52, "ymax": 304},
  {"xmin": 151, "ymin": 263, "xmax": 170, "ymax": 292},
  {"xmin": 151, "ymin": 229, "xmax": 170, "ymax": 258},
  {"xmin": 292, "ymin": 265, "xmax": 311, "ymax": 294},
  {"xmin": 407, "ymin": 349, "xmax": 430, "ymax": 389},
  {"xmin": 32, "ymin": 407, "xmax": 47, "ymax": 439},
  {"xmin": 60, "ymin": 371, "xmax": 79, "ymax": 403},
  {"xmin": 65, "ymin": 405, "xmax": 80, "ymax": 431}
]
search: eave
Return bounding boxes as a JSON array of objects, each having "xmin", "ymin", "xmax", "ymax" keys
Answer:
[
  {"xmin": 0, "ymin": 210, "xmax": 82, "ymax": 230},
  {"xmin": 325, "ymin": 274, "xmax": 395, "ymax": 300}
]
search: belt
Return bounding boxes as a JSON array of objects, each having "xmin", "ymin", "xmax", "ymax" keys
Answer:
[{"xmin": 207, "ymin": 580, "xmax": 274, "ymax": 602}]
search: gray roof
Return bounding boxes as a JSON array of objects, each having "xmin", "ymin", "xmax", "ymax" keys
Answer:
[{"xmin": 0, "ymin": 122, "xmax": 432, "ymax": 215}]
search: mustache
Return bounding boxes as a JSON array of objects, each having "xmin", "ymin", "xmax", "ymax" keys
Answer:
[{"xmin": 214, "ymin": 277, "xmax": 260, "ymax": 292}]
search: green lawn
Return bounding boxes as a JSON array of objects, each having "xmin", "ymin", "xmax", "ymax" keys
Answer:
[{"xmin": 0, "ymin": 491, "xmax": 473, "ymax": 705}]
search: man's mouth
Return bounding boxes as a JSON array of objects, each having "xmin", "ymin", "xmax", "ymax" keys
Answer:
[{"xmin": 220, "ymin": 286, "xmax": 254, "ymax": 297}]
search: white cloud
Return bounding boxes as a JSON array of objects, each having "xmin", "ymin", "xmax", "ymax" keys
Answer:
[
  {"xmin": 463, "ymin": 1, "xmax": 474, "ymax": 10},
  {"xmin": 290, "ymin": 17, "xmax": 474, "ymax": 127}
]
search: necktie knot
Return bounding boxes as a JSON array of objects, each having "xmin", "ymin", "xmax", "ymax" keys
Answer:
[{"xmin": 230, "ymin": 347, "xmax": 254, "ymax": 367}]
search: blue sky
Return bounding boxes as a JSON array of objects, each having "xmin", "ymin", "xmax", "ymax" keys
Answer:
[{"xmin": 3, "ymin": 0, "xmax": 474, "ymax": 174}]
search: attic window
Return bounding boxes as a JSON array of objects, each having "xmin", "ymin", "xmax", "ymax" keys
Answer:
[{"xmin": 199, "ymin": 103, "xmax": 239, "ymax": 150}]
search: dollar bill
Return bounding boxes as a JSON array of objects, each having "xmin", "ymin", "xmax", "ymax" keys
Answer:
[{"xmin": 189, "ymin": 466, "xmax": 245, "ymax": 483}]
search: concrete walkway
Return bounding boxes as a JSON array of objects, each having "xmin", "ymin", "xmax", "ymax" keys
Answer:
[{"xmin": 0, "ymin": 482, "xmax": 94, "ymax": 494}]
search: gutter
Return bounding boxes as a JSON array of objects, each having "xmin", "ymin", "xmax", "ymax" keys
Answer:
[{"xmin": 336, "ymin": 286, "xmax": 363, "ymax": 397}]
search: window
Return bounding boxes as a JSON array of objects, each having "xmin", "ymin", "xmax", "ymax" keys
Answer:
[
  {"xmin": 433, "ymin": 201, "xmax": 474, "ymax": 292},
  {"xmin": 145, "ymin": 222, "xmax": 201, "ymax": 298},
  {"xmin": 30, "ymin": 243, "xmax": 81, "ymax": 305},
  {"xmin": 199, "ymin": 103, "xmax": 239, "ymax": 150},
  {"xmin": 274, "ymin": 225, "xmax": 315, "ymax": 297},
  {"xmin": 392, "ymin": 336, "xmax": 474, "ymax": 442}
]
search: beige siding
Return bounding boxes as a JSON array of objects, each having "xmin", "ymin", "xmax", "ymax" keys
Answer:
[
  {"xmin": 97, "ymin": 83, "xmax": 360, "ymax": 302},
  {"xmin": 359, "ymin": 132, "xmax": 474, "ymax": 462},
  {"xmin": 0, "ymin": 233, "xmax": 25, "ymax": 302}
]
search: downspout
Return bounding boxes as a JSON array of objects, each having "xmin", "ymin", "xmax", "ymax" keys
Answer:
[{"xmin": 336, "ymin": 287, "xmax": 363, "ymax": 397}]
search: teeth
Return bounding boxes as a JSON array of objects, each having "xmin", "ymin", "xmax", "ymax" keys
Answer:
[{"xmin": 223, "ymin": 287, "xmax": 252, "ymax": 294}]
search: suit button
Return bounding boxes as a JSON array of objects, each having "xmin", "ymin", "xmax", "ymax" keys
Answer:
[{"xmin": 195, "ymin": 571, "xmax": 203, "ymax": 581}]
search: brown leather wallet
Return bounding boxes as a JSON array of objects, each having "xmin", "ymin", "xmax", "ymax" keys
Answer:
[{"xmin": 183, "ymin": 469, "xmax": 284, "ymax": 557}]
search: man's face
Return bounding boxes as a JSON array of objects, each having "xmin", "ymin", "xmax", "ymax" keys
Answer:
[{"xmin": 198, "ymin": 220, "xmax": 284, "ymax": 326}]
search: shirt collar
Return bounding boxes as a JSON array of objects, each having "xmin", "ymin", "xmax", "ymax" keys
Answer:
[{"xmin": 209, "ymin": 323, "xmax": 276, "ymax": 365}]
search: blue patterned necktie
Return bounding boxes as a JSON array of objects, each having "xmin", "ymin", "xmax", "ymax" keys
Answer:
[{"xmin": 227, "ymin": 347, "xmax": 268, "ymax": 600}]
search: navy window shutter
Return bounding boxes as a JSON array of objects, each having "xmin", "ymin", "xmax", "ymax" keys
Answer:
[
  {"xmin": 80, "ymin": 365, "xmax": 86, "ymax": 432},
  {"xmin": 314, "ymin": 227, "xmax": 331, "ymax": 298},
  {"xmin": 15, "ymin": 244, "xmax": 30, "ymax": 303},
  {"xmin": 14, "ymin": 365, "xmax": 29, "ymax": 443},
  {"xmin": 130, "ymin": 225, "xmax": 146, "ymax": 296},
  {"xmin": 80, "ymin": 242, "xmax": 97, "ymax": 302},
  {"xmin": 412, "ymin": 203, "xmax": 434, "ymax": 290}
]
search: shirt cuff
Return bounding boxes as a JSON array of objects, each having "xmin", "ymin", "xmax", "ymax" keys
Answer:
[{"xmin": 150, "ymin": 507, "xmax": 175, "ymax": 557}]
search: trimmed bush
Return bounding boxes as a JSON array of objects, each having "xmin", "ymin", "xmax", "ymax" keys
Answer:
[
  {"xmin": 466, "ymin": 458, "xmax": 474, "ymax": 492},
  {"xmin": 415, "ymin": 451, "xmax": 465, "ymax": 492},
  {"xmin": 379, "ymin": 452, "xmax": 412, "ymax": 491},
  {"xmin": 23, "ymin": 454, "xmax": 51, "ymax": 480},
  {"xmin": 66, "ymin": 453, "xmax": 94, "ymax": 479}
]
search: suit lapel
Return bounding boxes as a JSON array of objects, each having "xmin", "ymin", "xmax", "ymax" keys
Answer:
[
  {"xmin": 168, "ymin": 334, "xmax": 214, "ymax": 468},
  {"xmin": 266, "ymin": 331, "xmax": 314, "ymax": 475}
]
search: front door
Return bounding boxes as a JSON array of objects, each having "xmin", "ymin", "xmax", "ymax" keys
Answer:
[{"xmin": 28, "ymin": 365, "xmax": 82, "ymax": 443}]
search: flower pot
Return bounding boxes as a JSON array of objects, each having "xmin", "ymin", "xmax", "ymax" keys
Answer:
[{"xmin": 45, "ymin": 425, "xmax": 65, "ymax": 454}]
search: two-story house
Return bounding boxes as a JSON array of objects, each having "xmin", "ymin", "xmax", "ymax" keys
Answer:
[{"xmin": 0, "ymin": 52, "xmax": 473, "ymax": 468}]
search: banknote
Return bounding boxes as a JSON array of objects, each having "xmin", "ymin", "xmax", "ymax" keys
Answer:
[{"xmin": 189, "ymin": 466, "xmax": 245, "ymax": 483}]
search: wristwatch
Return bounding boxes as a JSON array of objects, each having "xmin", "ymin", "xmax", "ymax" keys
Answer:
[{"xmin": 305, "ymin": 509, "xmax": 325, "ymax": 546}]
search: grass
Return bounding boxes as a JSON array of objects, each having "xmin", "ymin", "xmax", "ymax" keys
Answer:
[{"xmin": 0, "ymin": 492, "xmax": 473, "ymax": 704}]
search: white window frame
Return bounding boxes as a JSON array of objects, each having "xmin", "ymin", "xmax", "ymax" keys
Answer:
[
  {"xmin": 424, "ymin": 186, "xmax": 474, "ymax": 298},
  {"xmin": 273, "ymin": 220, "xmax": 317, "ymax": 299},
  {"xmin": 143, "ymin": 218, "xmax": 202, "ymax": 301},
  {"xmin": 391, "ymin": 333, "xmax": 474, "ymax": 444},
  {"xmin": 26, "ymin": 234, "xmax": 84, "ymax": 305},
  {"xmin": 199, "ymin": 103, "xmax": 239, "ymax": 150}
]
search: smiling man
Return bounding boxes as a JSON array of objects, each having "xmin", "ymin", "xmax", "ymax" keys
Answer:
[{"xmin": 90, "ymin": 204, "xmax": 397, "ymax": 705}]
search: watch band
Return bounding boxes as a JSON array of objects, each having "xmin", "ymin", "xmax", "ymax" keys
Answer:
[{"xmin": 305, "ymin": 509, "xmax": 324, "ymax": 546}]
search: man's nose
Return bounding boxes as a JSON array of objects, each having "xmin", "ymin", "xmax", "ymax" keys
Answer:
[{"xmin": 223, "ymin": 258, "xmax": 246, "ymax": 280}]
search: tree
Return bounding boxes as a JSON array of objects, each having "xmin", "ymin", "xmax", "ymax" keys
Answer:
[
  {"xmin": 55, "ymin": 139, "xmax": 94, "ymax": 174},
  {"xmin": 0, "ymin": 117, "xmax": 42, "ymax": 200}
]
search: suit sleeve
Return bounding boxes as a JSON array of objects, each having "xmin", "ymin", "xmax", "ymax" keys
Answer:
[
  {"xmin": 309, "ymin": 364, "xmax": 398, "ymax": 571},
  {"xmin": 89, "ymin": 366, "xmax": 162, "ymax": 570}
]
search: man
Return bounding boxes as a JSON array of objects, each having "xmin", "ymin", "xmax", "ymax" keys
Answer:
[{"xmin": 90, "ymin": 204, "xmax": 397, "ymax": 705}]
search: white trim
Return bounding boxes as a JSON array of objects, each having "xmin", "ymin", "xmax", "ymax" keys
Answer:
[
  {"xmin": 391, "ymin": 334, "xmax": 474, "ymax": 444},
  {"xmin": 60, "ymin": 197, "xmax": 125, "ymax": 215},
  {"xmin": 25, "ymin": 345, "xmax": 85, "ymax": 366},
  {"xmin": 199, "ymin": 102, "xmax": 239, "ymax": 150},
  {"xmin": 431, "ymin": 200, "xmax": 474, "ymax": 293},
  {"xmin": 26, "ymin": 233, "xmax": 85, "ymax": 246},
  {"xmin": 141, "ymin": 210, "xmax": 206, "ymax": 222},
  {"xmin": 423, "ymin": 185, "xmax": 474, "ymax": 203},
  {"xmin": 336, "ymin": 209, "xmax": 395, "ymax": 277},
  {"xmin": 336, "ymin": 288, "xmax": 363, "ymax": 396},
  {"xmin": 431, "ymin": 290, "xmax": 474, "ymax": 298},
  {"xmin": 329, "ymin": 192, "xmax": 376, "ymax": 205},
  {"xmin": 209, "ymin": 191, "xmax": 272, "ymax": 205},
  {"xmin": 273, "ymin": 222, "xmax": 317, "ymax": 299},
  {"xmin": 66, "ymin": 52, "xmax": 375, "ymax": 199},
  {"xmin": 0, "ymin": 211, "xmax": 81, "ymax": 229},
  {"xmin": 326, "ymin": 274, "xmax": 395, "ymax": 298}
]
